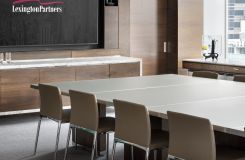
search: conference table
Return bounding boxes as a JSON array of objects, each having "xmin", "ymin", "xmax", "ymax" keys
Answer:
[{"xmin": 31, "ymin": 74, "xmax": 245, "ymax": 158}]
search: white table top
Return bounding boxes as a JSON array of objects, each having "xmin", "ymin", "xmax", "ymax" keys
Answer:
[{"xmin": 34, "ymin": 74, "xmax": 245, "ymax": 137}]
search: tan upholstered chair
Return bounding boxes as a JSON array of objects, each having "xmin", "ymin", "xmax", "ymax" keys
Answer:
[
  {"xmin": 234, "ymin": 75, "xmax": 245, "ymax": 82},
  {"xmin": 112, "ymin": 99, "xmax": 168, "ymax": 160},
  {"xmin": 192, "ymin": 71, "xmax": 218, "ymax": 79},
  {"xmin": 167, "ymin": 111, "xmax": 216, "ymax": 160},
  {"xmin": 34, "ymin": 84, "xmax": 71, "ymax": 160},
  {"xmin": 167, "ymin": 111, "xmax": 245, "ymax": 160},
  {"xmin": 64, "ymin": 90, "xmax": 115, "ymax": 160}
]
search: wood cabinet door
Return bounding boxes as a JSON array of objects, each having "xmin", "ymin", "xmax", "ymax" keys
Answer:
[
  {"xmin": 75, "ymin": 65, "xmax": 110, "ymax": 80},
  {"xmin": 0, "ymin": 69, "xmax": 40, "ymax": 112},
  {"xmin": 39, "ymin": 67, "xmax": 76, "ymax": 83},
  {"xmin": 109, "ymin": 62, "xmax": 141, "ymax": 78}
]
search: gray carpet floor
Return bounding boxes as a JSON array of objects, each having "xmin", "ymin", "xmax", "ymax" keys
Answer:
[{"xmin": 0, "ymin": 109, "xmax": 123, "ymax": 160}]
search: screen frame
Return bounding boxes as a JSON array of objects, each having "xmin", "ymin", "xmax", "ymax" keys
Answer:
[{"xmin": 0, "ymin": 0, "xmax": 104, "ymax": 52}]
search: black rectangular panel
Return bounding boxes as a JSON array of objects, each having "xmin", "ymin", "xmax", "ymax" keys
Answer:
[{"xmin": 0, "ymin": 0, "xmax": 103, "ymax": 52}]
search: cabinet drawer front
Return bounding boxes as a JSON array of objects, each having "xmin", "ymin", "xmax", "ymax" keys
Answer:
[
  {"xmin": 222, "ymin": 66, "xmax": 245, "ymax": 74},
  {"xmin": 203, "ymin": 64, "xmax": 224, "ymax": 72},
  {"xmin": 183, "ymin": 62, "xmax": 203, "ymax": 71}
]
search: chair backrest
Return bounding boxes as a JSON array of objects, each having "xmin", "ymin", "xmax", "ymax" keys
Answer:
[
  {"xmin": 192, "ymin": 71, "xmax": 218, "ymax": 79},
  {"xmin": 69, "ymin": 90, "xmax": 99, "ymax": 131},
  {"xmin": 39, "ymin": 84, "xmax": 63, "ymax": 120},
  {"xmin": 234, "ymin": 75, "xmax": 245, "ymax": 82},
  {"xmin": 113, "ymin": 99, "xmax": 151, "ymax": 148},
  {"xmin": 167, "ymin": 111, "xmax": 216, "ymax": 160}
]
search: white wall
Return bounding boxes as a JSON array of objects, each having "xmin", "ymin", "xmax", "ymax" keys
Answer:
[{"xmin": 203, "ymin": 0, "xmax": 226, "ymax": 59}]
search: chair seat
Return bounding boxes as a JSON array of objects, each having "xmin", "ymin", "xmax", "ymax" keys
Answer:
[
  {"xmin": 98, "ymin": 117, "xmax": 115, "ymax": 133},
  {"xmin": 61, "ymin": 109, "xmax": 71, "ymax": 123},
  {"xmin": 217, "ymin": 146, "xmax": 245, "ymax": 160},
  {"xmin": 150, "ymin": 130, "xmax": 169, "ymax": 150}
]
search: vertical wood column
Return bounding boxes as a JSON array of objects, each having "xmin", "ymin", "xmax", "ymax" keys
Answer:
[
  {"xmin": 104, "ymin": 6, "xmax": 119, "ymax": 49},
  {"xmin": 119, "ymin": 0, "xmax": 130, "ymax": 54},
  {"xmin": 178, "ymin": 0, "xmax": 203, "ymax": 70},
  {"xmin": 166, "ymin": 0, "xmax": 178, "ymax": 74},
  {"xmin": 130, "ymin": 0, "xmax": 168, "ymax": 75}
]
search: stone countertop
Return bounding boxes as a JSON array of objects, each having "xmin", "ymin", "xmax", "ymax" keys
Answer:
[
  {"xmin": 183, "ymin": 58, "xmax": 245, "ymax": 67},
  {"xmin": 0, "ymin": 55, "xmax": 142, "ymax": 70}
]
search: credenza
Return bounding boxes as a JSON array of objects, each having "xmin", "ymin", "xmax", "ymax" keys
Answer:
[
  {"xmin": 0, "ymin": 56, "xmax": 141, "ymax": 113},
  {"xmin": 183, "ymin": 58, "xmax": 245, "ymax": 75}
]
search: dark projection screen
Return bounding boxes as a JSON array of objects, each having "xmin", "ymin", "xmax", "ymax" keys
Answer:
[{"xmin": 0, "ymin": 0, "xmax": 102, "ymax": 52}]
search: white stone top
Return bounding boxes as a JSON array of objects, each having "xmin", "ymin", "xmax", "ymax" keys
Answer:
[
  {"xmin": 0, "ymin": 55, "xmax": 142, "ymax": 70},
  {"xmin": 183, "ymin": 58, "xmax": 245, "ymax": 67}
]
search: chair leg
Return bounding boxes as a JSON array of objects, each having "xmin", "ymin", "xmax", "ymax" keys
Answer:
[
  {"xmin": 153, "ymin": 149, "xmax": 157, "ymax": 160},
  {"xmin": 95, "ymin": 134, "xmax": 98, "ymax": 157},
  {"xmin": 106, "ymin": 133, "xmax": 110, "ymax": 160},
  {"xmin": 75, "ymin": 128, "xmax": 78, "ymax": 150},
  {"xmin": 131, "ymin": 145, "xmax": 134, "ymax": 160},
  {"xmin": 64, "ymin": 125, "xmax": 72, "ymax": 160},
  {"xmin": 54, "ymin": 121, "xmax": 62, "ymax": 160},
  {"xmin": 111, "ymin": 140, "xmax": 117, "ymax": 160},
  {"xmin": 91, "ymin": 132, "xmax": 98, "ymax": 160},
  {"xmin": 145, "ymin": 148, "xmax": 150, "ymax": 160},
  {"xmin": 33, "ymin": 116, "xmax": 42, "ymax": 156}
]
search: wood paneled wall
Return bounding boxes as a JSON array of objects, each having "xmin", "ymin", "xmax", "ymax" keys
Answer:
[
  {"xmin": 130, "ymin": 0, "xmax": 168, "ymax": 75},
  {"xmin": 10, "ymin": 0, "xmax": 178, "ymax": 76},
  {"xmin": 178, "ymin": 0, "xmax": 203, "ymax": 69},
  {"xmin": 12, "ymin": 50, "xmax": 71, "ymax": 60}
]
